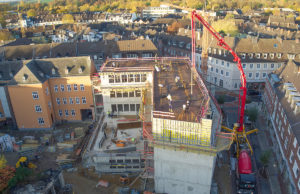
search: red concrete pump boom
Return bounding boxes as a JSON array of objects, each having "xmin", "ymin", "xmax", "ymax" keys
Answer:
[{"xmin": 191, "ymin": 10, "xmax": 247, "ymax": 132}]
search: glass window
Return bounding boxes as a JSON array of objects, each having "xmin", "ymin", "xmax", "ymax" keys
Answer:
[
  {"xmin": 82, "ymin": 97, "xmax": 87, "ymax": 104},
  {"xmin": 76, "ymin": 97, "xmax": 80, "ymax": 104},
  {"xmin": 226, "ymin": 72, "xmax": 229, "ymax": 76},
  {"xmin": 122, "ymin": 74, "xmax": 128, "ymax": 82},
  {"xmin": 129, "ymin": 91, "xmax": 134, "ymax": 97},
  {"xmin": 58, "ymin": 110, "xmax": 62, "ymax": 117},
  {"xmin": 136, "ymin": 104, "xmax": 140, "ymax": 112},
  {"xmin": 211, "ymin": 67, "xmax": 213, "ymax": 71},
  {"xmin": 216, "ymin": 68, "xmax": 218, "ymax": 73},
  {"xmin": 54, "ymin": 85, "xmax": 58, "ymax": 92},
  {"xmin": 32, "ymin": 92, "xmax": 39, "ymax": 99},
  {"xmin": 135, "ymin": 90, "xmax": 141, "ymax": 97},
  {"xmin": 69, "ymin": 97, "xmax": 73, "ymax": 104},
  {"xmin": 118, "ymin": 104, "xmax": 123, "ymax": 112},
  {"xmin": 264, "ymin": 64, "xmax": 267, "ymax": 69},
  {"xmin": 117, "ymin": 91, "xmax": 122, "ymax": 98},
  {"xmin": 56, "ymin": 98, "xmax": 60, "ymax": 105},
  {"xmin": 80, "ymin": 84, "xmax": 84, "ymax": 91},
  {"xmin": 124, "ymin": 104, "xmax": 129, "ymax": 111},
  {"xmin": 115, "ymin": 75, "xmax": 121, "ymax": 83},
  {"xmin": 62, "ymin": 98, "xmax": 67, "ymax": 104},
  {"xmin": 129, "ymin": 74, "xmax": 134, "ymax": 82},
  {"xmin": 110, "ymin": 91, "xmax": 116, "ymax": 98},
  {"xmin": 250, "ymin": 64, "xmax": 253, "ymax": 69},
  {"xmin": 227, "ymin": 63, "xmax": 230, "ymax": 67},
  {"xmin": 130, "ymin": 104, "xmax": 135, "ymax": 111},
  {"xmin": 65, "ymin": 110, "xmax": 69, "ymax": 117},
  {"xmin": 74, "ymin": 84, "xmax": 78, "ymax": 91},
  {"xmin": 271, "ymin": 64, "xmax": 274, "ymax": 68},
  {"xmin": 135, "ymin": 74, "xmax": 141, "ymax": 82},
  {"xmin": 71, "ymin": 109, "xmax": 75, "ymax": 116},
  {"xmin": 123, "ymin": 91, "xmax": 128, "ymax": 98},
  {"xmin": 60, "ymin": 84, "xmax": 64, "ymax": 92},
  {"xmin": 111, "ymin": 104, "xmax": 117, "ymax": 112},
  {"xmin": 141, "ymin": 74, "xmax": 147, "ymax": 82},
  {"xmin": 45, "ymin": 87, "xmax": 49, "ymax": 95},
  {"xmin": 263, "ymin": 73, "xmax": 266, "ymax": 78},
  {"xmin": 109, "ymin": 75, "xmax": 115, "ymax": 83},
  {"xmin": 67, "ymin": 84, "xmax": 71, "ymax": 91},
  {"xmin": 256, "ymin": 72, "xmax": 259, "ymax": 78},
  {"xmin": 38, "ymin": 117, "xmax": 44, "ymax": 125},
  {"xmin": 257, "ymin": 64, "xmax": 260, "ymax": 69},
  {"xmin": 249, "ymin": 73, "xmax": 252, "ymax": 78},
  {"xmin": 35, "ymin": 105, "xmax": 42, "ymax": 112},
  {"xmin": 242, "ymin": 64, "xmax": 246, "ymax": 69},
  {"xmin": 221, "ymin": 61, "xmax": 224, "ymax": 66},
  {"xmin": 221, "ymin": 70, "xmax": 224, "ymax": 75}
]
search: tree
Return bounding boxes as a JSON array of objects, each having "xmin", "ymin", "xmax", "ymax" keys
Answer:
[
  {"xmin": 212, "ymin": 19, "xmax": 239, "ymax": 36},
  {"xmin": 0, "ymin": 31, "xmax": 13, "ymax": 41},
  {"xmin": 27, "ymin": 9, "xmax": 36, "ymax": 17},
  {"xmin": 245, "ymin": 107, "xmax": 258, "ymax": 122},
  {"xmin": 62, "ymin": 14, "xmax": 74, "ymax": 24},
  {"xmin": 167, "ymin": 21, "xmax": 184, "ymax": 34},
  {"xmin": 259, "ymin": 150, "xmax": 271, "ymax": 178},
  {"xmin": 0, "ymin": 14, "xmax": 6, "ymax": 28},
  {"xmin": 242, "ymin": 5, "xmax": 251, "ymax": 13}
]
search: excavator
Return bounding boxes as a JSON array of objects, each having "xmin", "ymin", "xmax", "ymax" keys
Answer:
[{"xmin": 191, "ymin": 10, "xmax": 258, "ymax": 193}]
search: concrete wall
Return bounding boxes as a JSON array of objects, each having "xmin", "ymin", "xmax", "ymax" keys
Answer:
[{"xmin": 154, "ymin": 147, "xmax": 215, "ymax": 194}]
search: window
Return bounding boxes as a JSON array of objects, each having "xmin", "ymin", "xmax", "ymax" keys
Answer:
[
  {"xmin": 110, "ymin": 91, "xmax": 116, "ymax": 98},
  {"xmin": 82, "ymin": 97, "xmax": 86, "ymax": 104},
  {"xmin": 221, "ymin": 61, "xmax": 224, "ymax": 66},
  {"xmin": 69, "ymin": 97, "xmax": 73, "ymax": 104},
  {"xmin": 249, "ymin": 53, "xmax": 253, "ymax": 59},
  {"xmin": 60, "ymin": 84, "xmax": 65, "ymax": 92},
  {"xmin": 257, "ymin": 64, "xmax": 260, "ymax": 69},
  {"xmin": 264, "ymin": 64, "xmax": 267, "ymax": 69},
  {"xmin": 129, "ymin": 91, "xmax": 134, "ymax": 97},
  {"xmin": 76, "ymin": 97, "xmax": 80, "ymax": 104},
  {"xmin": 63, "ymin": 98, "xmax": 67, "ymax": 104},
  {"xmin": 221, "ymin": 70, "xmax": 224, "ymax": 75},
  {"xmin": 35, "ymin": 105, "xmax": 42, "ymax": 112},
  {"xmin": 216, "ymin": 59, "xmax": 218, "ymax": 64},
  {"xmin": 271, "ymin": 64, "xmax": 274, "ymax": 68},
  {"xmin": 242, "ymin": 64, "xmax": 246, "ymax": 69},
  {"xmin": 56, "ymin": 98, "xmax": 60, "ymax": 105},
  {"xmin": 263, "ymin": 73, "xmax": 266, "ymax": 78},
  {"xmin": 67, "ymin": 84, "xmax": 71, "ymax": 91},
  {"xmin": 227, "ymin": 63, "xmax": 230, "ymax": 67},
  {"xmin": 71, "ymin": 109, "xmax": 75, "ymax": 116},
  {"xmin": 136, "ymin": 104, "xmax": 140, "ymax": 112},
  {"xmin": 290, "ymin": 152, "xmax": 295, "ymax": 163},
  {"xmin": 118, "ymin": 104, "xmax": 123, "ymax": 112},
  {"xmin": 32, "ymin": 92, "xmax": 39, "ymax": 100},
  {"xmin": 211, "ymin": 67, "xmax": 213, "ymax": 71},
  {"xmin": 65, "ymin": 110, "xmax": 69, "ymax": 117},
  {"xmin": 277, "ymin": 53, "xmax": 282, "ymax": 58},
  {"xmin": 124, "ymin": 104, "xmax": 129, "ymax": 111},
  {"xmin": 263, "ymin": 53, "xmax": 267, "ymax": 59},
  {"xmin": 129, "ymin": 74, "xmax": 134, "ymax": 82},
  {"xmin": 122, "ymin": 75, "xmax": 128, "ymax": 82},
  {"xmin": 250, "ymin": 64, "xmax": 253, "ymax": 69},
  {"xmin": 111, "ymin": 104, "xmax": 117, "ymax": 112},
  {"xmin": 45, "ymin": 87, "xmax": 49, "ymax": 95},
  {"xmin": 130, "ymin": 104, "xmax": 135, "ymax": 112},
  {"xmin": 123, "ymin": 92, "xmax": 128, "ymax": 98},
  {"xmin": 216, "ymin": 68, "xmax": 218, "ymax": 73},
  {"xmin": 74, "ymin": 84, "xmax": 78, "ymax": 91},
  {"xmin": 58, "ymin": 110, "xmax": 62, "ymax": 117},
  {"xmin": 270, "ymin": 53, "xmax": 274, "ymax": 59},
  {"xmin": 38, "ymin": 117, "xmax": 44, "ymax": 125},
  {"xmin": 234, "ymin": 83, "xmax": 238, "ymax": 88},
  {"xmin": 248, "ymin": 73, "xmax": 252, "ymax": 78},
  {"xmin": 256, "ymin": 72, "xmax": 259, "ymax": 78},
  {"xmin": 117, "ymin": 91, "xmax": 122, "ymax": 98},
  {"xmin": 54, "ymin": 85, "xmax": 58, "ymax": 92},
  {"xmin": 256, "ymin": 53, "xmax": 260, "ymax": 58},
  {"xmin": 226, "ymin": 72, "xmax": 229, "ymax": 76},
  {"xmin": 115, "ymin": 75, "xmax": 121, "ymax": 83},
  {"xmin": 109, "ymin": 75, "xmax": 115, "ymax": 83},
  {"xmin": 293, "ymin": 162, "xmax": 299, "ymax": 178},
  {"xmin": 141, "ymin": 74, "xmax": 147, "ymax": 82},
  {"xmin": 48, "ymin": 102, "xmax": 51, "ymax": 108},
  {"xmin": 80, "ymin": 84, "xmax": 84, "ymax": 91},
  {"xmin": 135, "ymin": 74, "xmax": 141, "ymax": 82},
  {"xmin": 241, "ymin": 53, "xmax": 246, "ymax": 59},
  {"xmin": 135, "ymin": 90, "xmax": 141, "ymax": 97}
]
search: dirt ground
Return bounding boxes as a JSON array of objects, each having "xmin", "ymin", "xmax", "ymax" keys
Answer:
[
  {"xmin": 63, "ymin": 171, "xmax": 149, "ymax": 194},
  {"xmin": 213, "ymin": 157, "xmax": 232, "ymax": 194}
]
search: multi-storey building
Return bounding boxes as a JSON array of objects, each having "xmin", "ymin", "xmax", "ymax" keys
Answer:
[
  {"xmin": 263, "ymin": 59, "xmax": 300, "ymax": 194},
  {"xmin": 0, "ymin": 56, "xmax": 95, "ymax": 130},
  {"xmin": 142, "ymin": 5, "xmax": 178, "ymax": 19}
]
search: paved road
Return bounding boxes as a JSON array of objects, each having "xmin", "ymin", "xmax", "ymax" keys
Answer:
[{"xmin": 221, "ymin": 98, "xmax": 272, "ymax": 194}]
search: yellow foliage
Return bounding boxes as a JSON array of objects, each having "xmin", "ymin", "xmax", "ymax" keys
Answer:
[
  {"xmin": 0, "ymin": 155, "xmax": 7, "ymax": 169},
  {"xmin": 62, "ymin": 14, "xmax": 74, "ymax": 24},
  {"xmin": 212, "ymin": 19, "xmax": 239, "ymax": 36}
]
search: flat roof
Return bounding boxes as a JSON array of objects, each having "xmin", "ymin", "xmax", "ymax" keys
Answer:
[{"xmin": 101, "ymin": 58, "xmax": 209, "ymax": 122}]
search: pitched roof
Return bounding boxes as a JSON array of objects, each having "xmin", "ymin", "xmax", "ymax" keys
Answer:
[{"xmin": 117, "ymin": 39, "xmax": 157, "ymax": 52}]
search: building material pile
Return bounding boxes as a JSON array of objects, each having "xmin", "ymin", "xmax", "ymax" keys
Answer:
[{"xmin": 0, "ymin": 166, "xmax": 16, "ymax": 191}]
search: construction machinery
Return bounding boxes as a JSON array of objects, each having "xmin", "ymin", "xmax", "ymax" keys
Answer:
[
  {"xmin": 16, "ymin": 156, "xmax": 37, "ymax": 169},
  {"xmin": 191, "ymin": 10, "xmax": 258, "ymax": 193}
]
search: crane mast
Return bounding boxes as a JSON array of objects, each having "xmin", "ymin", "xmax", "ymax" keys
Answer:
[{"xmin": 191, "ymin": 10, "xmax": 247, "ymax": 132}]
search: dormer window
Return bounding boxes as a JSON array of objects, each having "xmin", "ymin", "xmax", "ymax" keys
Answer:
[
  {"xmin": 270, "ymin": 53, "xmax": 274, "ymax": 59},
  {"xmin": 288, "ymin": 54, "xmax": 295, "ymax": 60},
  {"xmin": 22, "ymin": 74, "xmax": 28, "ymax": 81},
  {"xmin": 241, "ymin": 53, "xmax": 246, "ymax": 59},
  {"xmin": 263, "ymin": 53, "xmax": 268, "ymax": 59},
  {"xmin": 78, "ymin": 67, "xmax": 83, "ymax": 74},
  {"xmin": 218, "ymin": 50, "xmax": 222, "ymax": 55},
  {"xmin": 65, "ymin": 67, "xmax": 69, "ymax": 74},
  {"xmin": 256, "ymin": 53, "xmax": 261, "ymax": 59},
  {"xmin": 213, "ymin": 49, "xmax": 217, "ymax": 54},
  {"xmin": 208, "ymin": 48, "xmax": 212, "ymax": 53},
  {"xmin": 249, "ymin": 53, "xmax": 253, "ymax": 59},
  {"xmin": 52, "ymin": 68, "xmax": 55, "ymax": 75},
  {"xmin": 224, "ymin": 51, "xmax": 227, "ymax": 57},
  {"xmin": 277, "ymin": 53, "xmax": 282, "ymax": 58}
]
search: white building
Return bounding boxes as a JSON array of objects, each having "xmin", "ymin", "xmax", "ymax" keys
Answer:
[{"xmin": 143, "ymin": 5, "xmax": 177, "ymax": 19}]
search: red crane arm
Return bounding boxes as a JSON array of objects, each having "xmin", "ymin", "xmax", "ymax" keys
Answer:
[{"xmin": 191, "ymin": 10, "xmax": 246, "ymax": 132}]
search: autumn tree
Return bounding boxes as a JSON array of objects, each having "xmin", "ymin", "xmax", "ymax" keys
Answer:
[
  {"xmin": 167, "ymin": 21, "xmax": 184, "ymax": 34},
  {"xmin": 0, "ymin": 30, "xmax": 13, "ymax": 41},
  {"xmin": 0, "ymin": 13, "xmax": 6, "ymax": 28},
  {"xmin": 27, "ymin": 9, "xmax": 36, "ymax": 17},
  {"xmin": 212, "ymin": 19, "xmax": 239, "ymax": 36},
  {"xmin": 62, "ymin": 14, "xmax": 74, "ymax": 24}
]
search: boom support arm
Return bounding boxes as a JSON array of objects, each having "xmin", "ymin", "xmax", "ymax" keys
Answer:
[{"xmin": 191, "ymin": 10, "xmax": 247, "ymax": 132}]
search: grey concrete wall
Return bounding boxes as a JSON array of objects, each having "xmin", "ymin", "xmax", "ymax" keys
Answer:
[{"xmin": 154, "ymin": 147, "xmax": 216, "ymax": 194}]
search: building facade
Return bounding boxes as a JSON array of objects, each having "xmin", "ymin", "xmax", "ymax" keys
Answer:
[{"xmin": 262, "ymin": 60, "xmax": 300, "ymax": 194}]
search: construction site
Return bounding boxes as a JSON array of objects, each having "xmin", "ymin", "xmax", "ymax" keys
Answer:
[{"xmin": 81, "ymin": 57, "xmax": 233, "ymax": 194}]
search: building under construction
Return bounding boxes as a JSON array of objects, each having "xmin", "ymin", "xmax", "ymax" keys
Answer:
[{"xmin": 83, "ymin": 57, "xmax": 232, "ymax": 194}]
